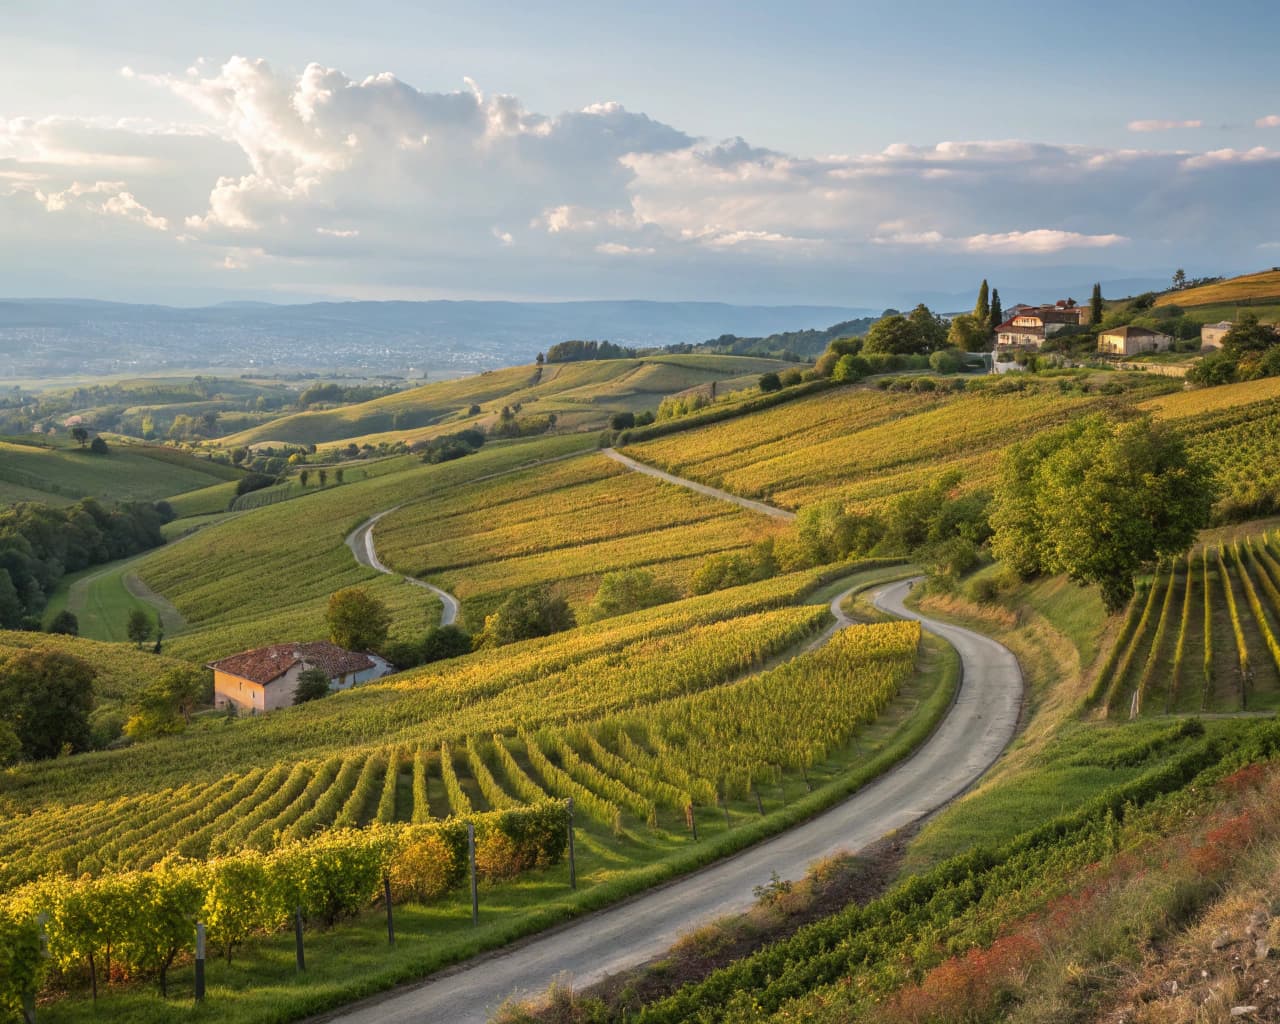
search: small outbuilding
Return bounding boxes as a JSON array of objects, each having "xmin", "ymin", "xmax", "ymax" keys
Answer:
[
  {"xmin": 1097, "ymin": 325, "xmax": 1173, "ymax": 357},
  {"xmin": 1200, "ymin": 321, "xmax": 1233, "ymax": 350},
  {"xmin": 209, "ymin": 641, "xmax": 392, "ymax": 713}
]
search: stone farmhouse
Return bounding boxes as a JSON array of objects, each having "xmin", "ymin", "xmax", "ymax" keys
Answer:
[
  {"xmin": 1096, "ymin": 325, "xmax": 1173, "ymax": 357},
  {"xmin": 1200, "ymin": 321, "xmax": 1233, "ymax": 350},
  {"xmin": 209, "ymin": 641, "xmax": 393, "ymax": 713},
  {"xmin": 995, "ymin": 300, "xmax": 1089, "ymax": 350}
]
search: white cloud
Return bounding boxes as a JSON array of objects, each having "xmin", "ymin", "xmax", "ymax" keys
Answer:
[
  {"xmin": 962, "ymin": 229, "xmax": 1127, "ymax": 253},
  {"xmin": 1257, "ymin": 115, "xmax": 1280, "ymax": 128},
  {"xmin": 1181, "ymin": 146, "xmax": 1280, "ymax": 169},
  {"xmin": 2, "ymin": 56, "xmax": 1280, "ymax": 300},
  {"xmin": 875, "ymin": 228, "xmax": 1127, "ymax": 253},
  {"xmin": 101, "ymin": 190, "xmax": 168, "ymax": 230},
  {"xmin": 595, "ymin": 241, "xmax": 655, "ymax": 255},
  {"xmin": 1127, "ymin": 119, "xmax": 1202, "ymax": 132}
]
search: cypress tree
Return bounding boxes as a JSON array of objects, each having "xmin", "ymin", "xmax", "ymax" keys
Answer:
[
  {"xmin": 974, "ymin": 280, "xmax": 990, "ymax": 326},
  {"xmin": 1090, "ymin": 282, "xmax": 1103, "ymax": 326},
  {"xmin": 988, "ymin": 289, "xmax": 1003, "ymax": 333}
]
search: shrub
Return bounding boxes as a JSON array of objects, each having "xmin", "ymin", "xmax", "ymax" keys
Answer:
[
  {"xmin": 475, "ymin": 831, "xmax": 533, "ymax": 882},
  {"xmin": 389, "ymin": 832, "xmax": 456, "ymax": 902}
]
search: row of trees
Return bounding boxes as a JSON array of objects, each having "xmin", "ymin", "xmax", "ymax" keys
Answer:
[
  {"xmin": 0, "ymin": 500, "xmax": 173, "ymax": 629},
  {"xmin": 544, "ymin": 340, "xmax": 638, "ymax": 363}
]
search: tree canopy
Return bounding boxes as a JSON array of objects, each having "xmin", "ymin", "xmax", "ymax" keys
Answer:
[
  {"xmin": 586, "ymin": 569, "xmax": 677, "ymax": 621},
  {"xmin": 1221, "ymin": 312, "xmax": 1278, "ymax": 357},
  {"xmin": 0, "ymin": 649, "xmax": 96, "ymax": 760},
  {"xmin": 990, "ymin": 415, "xmax": 1215, "ymax": 611},
  {"xmin": 480, "ymin": 586, "xmax": 575, "ymax": 646},
  {"xmin": 326, "ymin": 587, "xmax": 392, "ymax": 652},
  {"xmin": 292, "ymin": 667, "xmax": 332, "ymax": 705},
  {"xmin": 946, "ymin": 314, "xmax": 990, "ymax": 353},
  {"xmin": 862, "ymin": 306, "xmax": 947, "ymax": 356}
]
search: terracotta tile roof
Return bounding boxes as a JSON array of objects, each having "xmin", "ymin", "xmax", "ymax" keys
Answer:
[{"xmin": 208, "ymin": 641, "xmax": 373, "ymax": 686}]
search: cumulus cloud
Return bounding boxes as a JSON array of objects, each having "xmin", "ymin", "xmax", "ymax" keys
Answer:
[
  {"xmin": 1127, "ymin": 119, "xmax": 1202, "ymax": 132},
  {"xmin": 1257, "ymin": 115, "xmax": 1280, "ymax": 128},
  {"xmin": 2, "ymin": 56, "xmax": 1280, "ymax": 301}
]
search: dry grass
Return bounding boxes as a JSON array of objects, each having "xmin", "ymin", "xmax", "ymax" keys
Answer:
[{"xmin": 1155, "ymin": 269, "xmax": 1280, "ymax": 309}]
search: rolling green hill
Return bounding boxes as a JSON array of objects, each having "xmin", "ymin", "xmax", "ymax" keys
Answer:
[
  {"xmin": 13, "ymin": 356, "xmax": 1280, "ymax": 1024},
  {"xmin": 0, "ymin": 435, "xmax": 241, "ymax": 505},
  {"xmin": 216, "ymin": 355, "xmax": 793, "ymax": 450}
]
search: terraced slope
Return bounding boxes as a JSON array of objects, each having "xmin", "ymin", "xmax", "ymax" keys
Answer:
[
  {"xmin": 624, "ymin": 379, "xmax": 1164, "ymax": 512},
  {"xmin": 372, "ymin": 451, "xmax": 787, "ymax": 622}
]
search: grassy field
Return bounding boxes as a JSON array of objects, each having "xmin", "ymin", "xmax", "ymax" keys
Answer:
[
  {"xmin": 1154, "ymin": 268, "xmax": 1280, "ymax": 309},
  {"xmin": 216, "ymin": 356, "xmax": 792, "ymax": 450},
  {"xmin": 373, "ymin": 450, "xmax": 788, "ymax": 623},
  {"xmin": 624, "ymin": 375, "xmax": 1175, "ymax": 512},
  {"xmin": 0, "ymin": 435, "xmax": 240, "ymax": 504}
]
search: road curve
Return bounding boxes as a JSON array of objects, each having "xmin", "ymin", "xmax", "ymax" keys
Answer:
[
  {"xmin": 345, "ymin": 509, "xmax": 461, "ymax": 627},
  {"xmin": 318, "ymin": 578, "xmax": 1023, "ymax": 1024},
  {"xmin": 604, "ymin": 448, "xmax": 796, "ymax": 522}
]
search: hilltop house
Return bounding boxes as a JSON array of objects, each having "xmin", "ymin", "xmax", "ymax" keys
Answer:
[
  {"xmin": 995, "ymin": 300, "xmax": 1089, "ymax": 350},
  {"xmin": 1201, "ymin": 321, "xmax": 1233, "ymax": 350},
  {"xmin": 209, "ymin": 641, "xmax": 393, "ymax": 713},
  {"xmin": 1097, "ymin": 325, "xmax": 1173, "ymax": 357}
]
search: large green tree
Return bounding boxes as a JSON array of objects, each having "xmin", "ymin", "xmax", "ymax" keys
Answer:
[
  {"xmin": 907, "ymin": 304, "xmax": 949, "ymax": 352},
  {"xmin": 1221, "ymin": 312, "xmax": 1278, "ymax": 357},
  {"xmin": 861, "ymin": 314, "xmax": 922, "ymax": 355},
  {"xmin": 990, "ymin": 415, "xmax": 1215, "ymax": 612},
  {"xmin": 974, "ymin": 280, "xmax": 990, "ymax": 326},
  {"xmin": 326, "ymin": 587, "xmax": 391, "ymax": 651},
  {"xmin": 0, "ymin": 649, "xmax": 95, "ymax": 759},
  {"xmin": 988, "ymin": 288, "xmax": 1003, "ymax": 333},
  {"xmin": 480, "ymin": 586, "xmax": 575, "ymax": 646},
  {"xmin": 124, "ymin": 666, "xmax": 208, "ymax": 737},
  {"xmin": 947, "ymin": 313, "xmax": 990, "ymax": 353},
  {"xmin": 1090, "ymin": 283, "xmax": 1104, "ymax": 326},
  {"xmin": 125, "ymin": 609, "xmax": 154, "ymax": 648}
]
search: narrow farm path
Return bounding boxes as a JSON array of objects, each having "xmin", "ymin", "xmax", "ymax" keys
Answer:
[
  {"xmin": 319, "ymin": 577, "xmax": 1023, "ymax": 1024},
  {"xmin": 346, "ymin": 508, "xmax": 461, "ymax": 627},
  {"xmin": 603, "ymin": 448, "xmax": 797, "ymax": 522}
]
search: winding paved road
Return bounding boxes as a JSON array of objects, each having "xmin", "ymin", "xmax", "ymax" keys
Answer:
[
  {"xmin": 345, "ymin": 509, "xmax": 461, "ymax": 627},
  {"xmin": 318, "ymin": 577, "xmax": 1023, "ymax": 1024},
  {"xmin": 604, "ymin": 448, "xmax": 797, "ymax": 522}
]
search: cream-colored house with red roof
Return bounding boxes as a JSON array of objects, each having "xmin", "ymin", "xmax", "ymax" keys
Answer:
[{"xmin": 208, "ymin": 641, "xmax": 392, "ymax": 713}]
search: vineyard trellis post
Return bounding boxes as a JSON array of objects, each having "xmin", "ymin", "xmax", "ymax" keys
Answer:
[
  {"xmin": 293, "ymin": 907, "xmax": 305, "ymax": 972},
  {"xmin": 468, "ymin": 822, "xmax": 478, "ymax": 926},
  {"xmin": 195, "ymin": 922, "xmax": 206, "ymax": 1003},
  {"xmin": 567, "ymin": 798, "xmax": 577, "ymax": 891},
  {"xmin": 685, "ymin": 802, "xmax": 698, "ymax": 842},
  {"xmin": 383, "ymin": 874, "xmax": 395, "ymax": 946},
  {"xmin": 754, "ymin": 787, "xmax": 765, "ymax": 816}
]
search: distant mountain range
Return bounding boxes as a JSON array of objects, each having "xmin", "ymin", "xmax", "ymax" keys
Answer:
[{"xmin": 0, "ymin": 298, "xmax": 877, "ymax": 380}]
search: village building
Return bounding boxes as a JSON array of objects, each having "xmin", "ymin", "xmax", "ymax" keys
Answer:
[
  {"xmin": 994, "ymin": 299, "xmax": 1089, "ymax": 350},
  {"xmin": 1096, "ymin": 325, "xmax": 1173, "ymax": 357},
  {"xmin": 1200, "ymin": 321, "xmax": 1233, "ymax": 350},
  {"xmin": 209, "ymin": 641, "xmax": 393, "ymax": 713}
]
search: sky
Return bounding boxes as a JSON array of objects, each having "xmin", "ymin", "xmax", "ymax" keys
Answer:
[{"xmin": 3, "ymin": 0, "xmax": 1280, "ymax": 308}]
